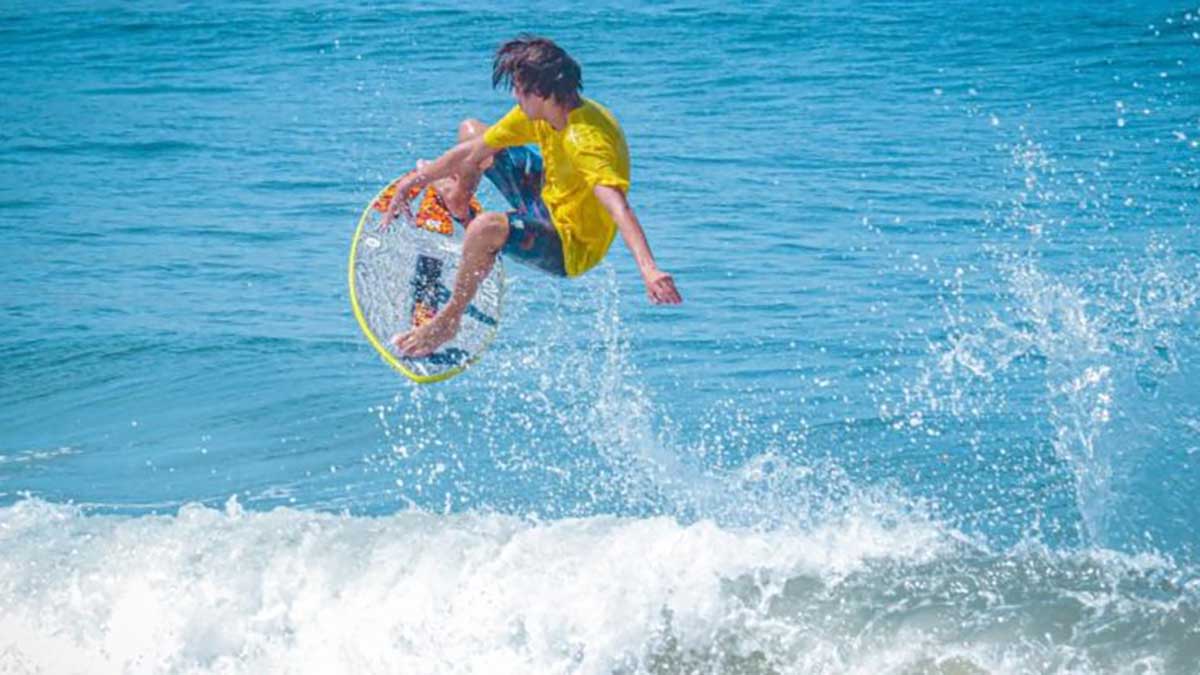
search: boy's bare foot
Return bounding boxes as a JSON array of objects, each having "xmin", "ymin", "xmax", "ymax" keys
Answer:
[{"xmin": 391, "ymin": 311, "xmax": 462, "ymax": 358}]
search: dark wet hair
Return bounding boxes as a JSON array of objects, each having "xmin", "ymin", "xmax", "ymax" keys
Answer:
[{"xmin": 492, "ymin": 35, "xmax": 582, "ymax": 104}]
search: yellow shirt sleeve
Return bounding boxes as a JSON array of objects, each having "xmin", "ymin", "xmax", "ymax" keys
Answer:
[
  {"xmin": 483, "ymin": 105, "xmax": 537, "ymax": 148},
  {"xmin": 565, "ymin": 124, "xmax": 630, "ymax": 193}
]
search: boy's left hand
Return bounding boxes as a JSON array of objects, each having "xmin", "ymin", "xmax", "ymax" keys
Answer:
[{"xmin": 644, "ymin": 268, "xmax": 682, "ymax": 305}]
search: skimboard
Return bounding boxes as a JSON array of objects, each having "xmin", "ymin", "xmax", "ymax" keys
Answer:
[{"xmin": 348, "ymin": 176, "xmax": 504, "ymax": 383}]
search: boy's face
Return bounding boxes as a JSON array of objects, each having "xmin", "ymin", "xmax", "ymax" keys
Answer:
[{"xmin": 513, "ymin": 80, "xmax": 551, "ymax": 120}]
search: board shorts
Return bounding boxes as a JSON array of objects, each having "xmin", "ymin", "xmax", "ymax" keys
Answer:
[{"xmin": 484, "ymin": 146, "xmax": 567, "ymax": 277}]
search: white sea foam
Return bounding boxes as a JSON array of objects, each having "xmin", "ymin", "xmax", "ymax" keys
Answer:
[
  {"xmin": 0, "ymin": 496, "xmax": 947, "ymax": 675},
  {"xmin": 0, "ymin": 446, "xmax": 80, "ymax": 466},
  {"xmin": 2, "ymin": 497, "xmax": 1196, "ymax": 675}
]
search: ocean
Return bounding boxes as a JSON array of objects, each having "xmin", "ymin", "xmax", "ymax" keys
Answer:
[{"xmin": 2, "ymin": 1, "xmax": 1199, "ymax": 672}]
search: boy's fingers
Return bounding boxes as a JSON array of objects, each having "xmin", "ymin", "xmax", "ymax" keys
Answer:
[
  {"xmin": 658, "ymin": 278, "xmax": 680, "ymax": 304},
  {"xmin": 649, "ymin": 279, "xmax": 681, "ymax": 304}
]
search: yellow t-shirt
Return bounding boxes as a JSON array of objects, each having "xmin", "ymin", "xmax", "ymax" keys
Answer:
[{"xmin": 483, "ymin": 98, "xmax": 630, "ymax": 277}]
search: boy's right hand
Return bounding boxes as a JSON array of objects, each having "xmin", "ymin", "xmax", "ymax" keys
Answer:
[
  {"xmin": 381, "ymin": 161, "xmax": 435, "ymax": 230},
  {"xmin": 380, "ymin": 187, "xmax": 412, "ymax": 231}
]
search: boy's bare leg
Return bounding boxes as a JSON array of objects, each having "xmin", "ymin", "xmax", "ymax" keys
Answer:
[{"xmin": 391, "ymin": 211, "xmax": 509, "ymax": 357}]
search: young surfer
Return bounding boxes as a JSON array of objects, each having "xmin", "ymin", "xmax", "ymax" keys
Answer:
[{"xmin": 382, "ymin": 35, "xmax": 682, "ymax": 358}]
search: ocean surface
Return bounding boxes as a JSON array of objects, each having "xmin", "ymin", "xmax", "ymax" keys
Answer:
[{"xmin": 2, "ymin": 2, "xmax": 1200, "ymax": 673}]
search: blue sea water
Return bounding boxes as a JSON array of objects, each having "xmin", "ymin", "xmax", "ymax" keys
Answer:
[{"xmin": 3, "ymin": 1, "xmax": 1200, "ymax": 672}]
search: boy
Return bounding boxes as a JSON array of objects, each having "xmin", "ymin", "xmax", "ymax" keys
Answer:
[{"xmin": 383, "ymin": 35, "xmax": 681, "ymax": 358}]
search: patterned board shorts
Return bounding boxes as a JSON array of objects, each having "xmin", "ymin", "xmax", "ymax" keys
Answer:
[{"xmin": 484, "ymin": 146, "xmax": 567, "ymax": 277}]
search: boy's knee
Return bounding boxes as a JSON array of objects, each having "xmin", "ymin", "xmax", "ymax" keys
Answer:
[
  {"xmin": 458, "ymin": 118, "xmax": 487, "ymax": 142},
  {"xmin": 458, "ymin": 119, "xmax": 494, "ymax": 171},
  {"xmin": 468, "ymin": 212, "xmax": 509, "ymax": 245}
]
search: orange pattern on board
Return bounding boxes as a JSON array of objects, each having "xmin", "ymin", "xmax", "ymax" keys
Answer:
[{"xmin": 373, "ymin": 173, "xmax": 481, "ymax": 236}]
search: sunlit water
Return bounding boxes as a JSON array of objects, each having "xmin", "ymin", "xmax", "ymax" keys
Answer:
[{"xmin": 2, "ymin": 2, "xmax": 1199, "ymax": 673}]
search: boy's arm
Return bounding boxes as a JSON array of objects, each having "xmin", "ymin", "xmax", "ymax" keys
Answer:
[
  {"xmin": 593, "ymin": 185, "xmax": 682, "ymax": 305},
  {"xmin": 382, "ymin": 135, "xmax": 498, "ymax": 227}
]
